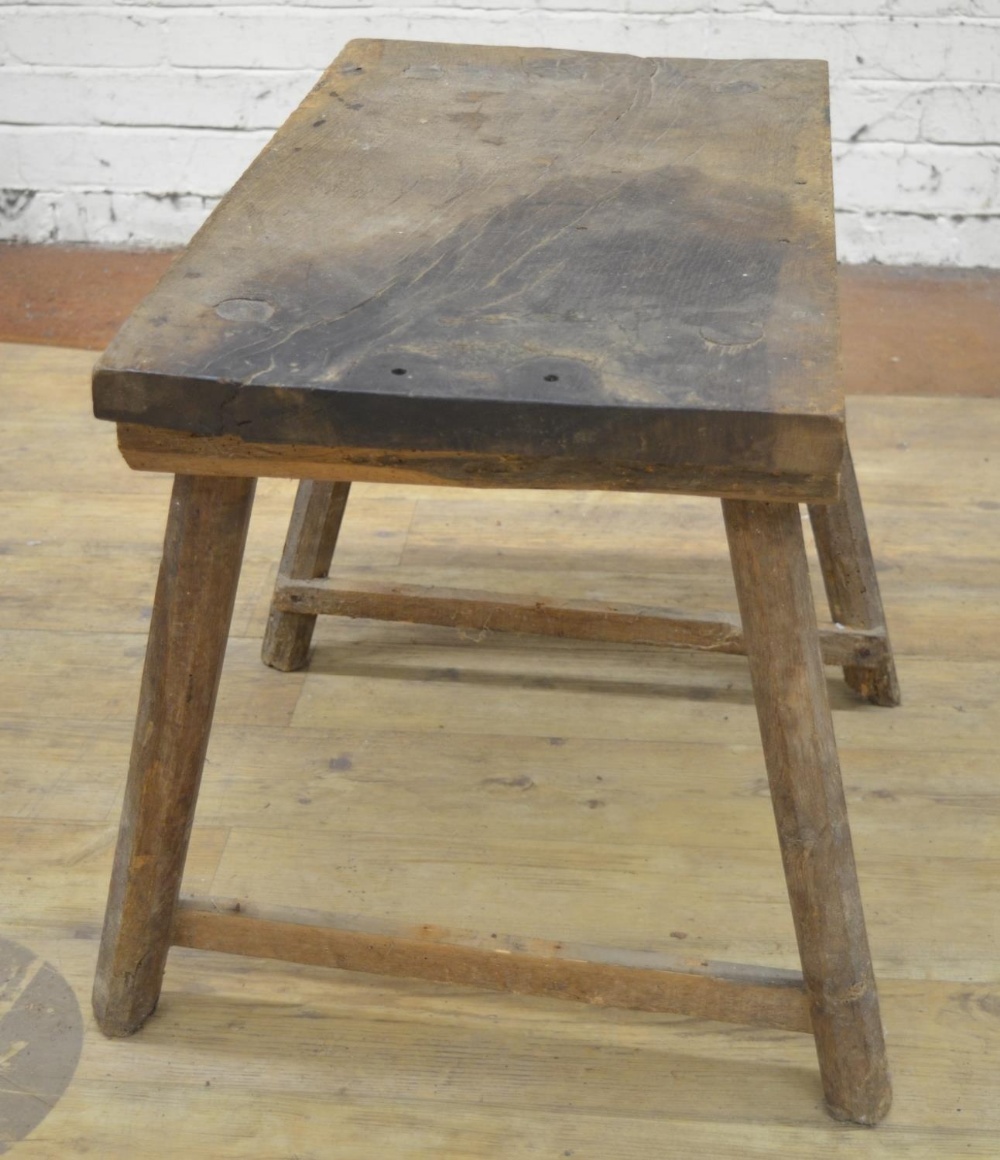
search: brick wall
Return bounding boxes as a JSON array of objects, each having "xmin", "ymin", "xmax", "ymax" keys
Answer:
[{"xmin": 1, "ymin": 1, "xmax": 998, "ymax": 264}]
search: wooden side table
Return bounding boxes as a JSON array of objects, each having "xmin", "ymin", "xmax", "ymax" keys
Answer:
[{"xmin": 92, "ymin": 40, "xmax": 898, "ymax": 1125}]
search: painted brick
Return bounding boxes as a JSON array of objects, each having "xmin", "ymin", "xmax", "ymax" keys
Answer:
[
  {"xmin": 834, "ymin": 143, "xmax": 1000, "ymax": 215},
  {"xmin": 0, "ymin": 127, "xmax": 272, "ymax": 194},
  {"xmin": 2, "ymin": 10, "xmax": 166, "ymax": 68},
  {"xmin": 836, "ymin": 210, "xmax": 1000, "ymax": 265},
  {"xmin": 0, "ymin": 69, "xmax": 317, "ymax": 130},
  {"xmin": 5, "ymin": 9, "xmax": 998, "ymax": 82},
  {"xmin": 2, "ymin": 2, "xmax": 999, "ymax": 263},
  {"xmin": 833, "ymin": 82, "xmax": 1000, "ymax": 145},
  {"xmin": 0, "ymin": 189, "xmax": 218, "ymax": 245},
  {"xmin": 919, "ymin": 84, "xmax": 1000, "ymax": 144},
  {"xmin": 679, "ymin": 0, "xmax": 998, "ymax": 13}
]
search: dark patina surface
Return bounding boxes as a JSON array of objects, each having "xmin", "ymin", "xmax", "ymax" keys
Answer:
[{"xmin": 94, "ymin": 40, "xmax": 844, "ymax": 494}]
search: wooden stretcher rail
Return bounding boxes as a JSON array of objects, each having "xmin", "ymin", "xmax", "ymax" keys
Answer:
[
  {"xmin": 272, "ymin": 577, "xmax": 888, "ymax": 669},
  {"xmin": 172, "ymin": 900, "xmax": 813, "ymax": 1032}
]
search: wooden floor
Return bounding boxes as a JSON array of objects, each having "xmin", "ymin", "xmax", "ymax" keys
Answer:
[{"xmin": 2, "ymin": 339, "xmax": 999, "ymax": 1157}]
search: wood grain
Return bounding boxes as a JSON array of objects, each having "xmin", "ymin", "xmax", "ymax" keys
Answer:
[
  {"xmin": 92, "ymin": 474, "xmax": 256, "ymax": 1037},
  {"xmin": 262, "ymin": 480, "xmax": 352, "ymax": 671},
  {"xmin": 272, "ymin": 575, "xmax": 889, "ymax": 668},
  {"xmin": 808, "ymin": 445, "xmax": 900, "ymax": 705},
  {"xmin": 8, "ymin": 246, "xmax": 1000, "ymax": 405},
  {"xmin": 172, "ymin": 899, "xmax": 812, "ymax": 1032},
  {"xmin": 114, "ymin": 421, "xmax": 842, "ymax": 501},
  {"xmin": 724, "ymin": 499, "xmax": 890, "ymax": 1125},
  {"xmin": 93, "ymin": 40, "xmax": 845, "ymax": 499},
  {"xmin": 5, "ymin": 343, "xmax": 1000, "ymax": 1155}
]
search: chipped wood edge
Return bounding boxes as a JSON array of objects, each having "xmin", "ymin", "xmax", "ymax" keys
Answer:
[{"xmin": 116, "ymin": 424, "xmax": 842, "ymax": 503}]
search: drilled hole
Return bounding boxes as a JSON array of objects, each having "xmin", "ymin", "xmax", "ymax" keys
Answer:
[
  {"xmin": 391, "ymin": 367, "xmax": 407, "ymax": 375},
  {"xmin": 543, "ymin": 373, "xmax": 559, "ymax": 382}
]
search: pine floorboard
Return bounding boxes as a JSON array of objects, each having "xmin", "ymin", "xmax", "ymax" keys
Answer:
[{"xmin": 1, "ymin": 340, "xmax": 998, "ymax": 1157}]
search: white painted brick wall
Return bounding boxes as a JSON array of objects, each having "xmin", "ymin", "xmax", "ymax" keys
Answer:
[{"xmin": 1, "ymin": 2, "xmax": 998, "ymax": 264}]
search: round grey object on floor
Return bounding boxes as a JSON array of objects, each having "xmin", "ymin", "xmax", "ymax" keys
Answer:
[{"xmin": 1, "ymin": 935, "xmax": 83, "ymax": 1152}]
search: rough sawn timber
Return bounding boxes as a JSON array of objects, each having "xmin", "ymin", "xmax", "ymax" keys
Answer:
[
  {"xmin": 724, "ymin": 498, "xmax": 891, "ymax": 1125},
  {"xmin": 94, "ymin": 39, "xmax": 845, "ymax": 502},
  {"xmin": 172, "ymin": 899, "xmax": 812, "ymax": 1033},
  {"xmin": 92, "ymin": 474, "xmax": 257, "ymax": 1037},
  {"xmin": 262, "ymin": 479, "xmax": 352, "ymax": 671},
  {"xmin": 271, "ymin": 575, "xmax": 889, "ymax": 670},
  {"xmin": 808, "ymin": 446, "xmax": 901, "ymax": 706},
  {"xmin": 114, "ymin": 423, "xmax": 843, "ymax": 502}
]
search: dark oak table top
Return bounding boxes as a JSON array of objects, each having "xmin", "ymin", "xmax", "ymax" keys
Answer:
[{"xmin": 95, "ymin": 39, "xmax": 846, "ymax": 499}]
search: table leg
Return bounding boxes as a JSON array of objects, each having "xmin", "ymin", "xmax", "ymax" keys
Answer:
[
  {"xmin": 723, "ymin": 498, "xmax": 891, "ymax": 1125},
  {"xmin": 262, "ymin": 480, "xmax": 352, "ymax": 671},
  {"xmin": 808, "ymin": 446, "xmax": 900, "ymax": 706},
  {"xmin": 93, "ymin": 474, "xmax": 256, "ymax": 1037}
]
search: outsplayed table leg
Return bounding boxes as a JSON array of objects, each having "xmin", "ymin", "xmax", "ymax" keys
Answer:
[
  {"xmin": 808, "ymin": 446, "xmax": 900, "ymax": 706},
  {"xmin": 262, "ymin": 480, "xmax": 351, "ymax": 672},
  {"xmin": 93, "ymin": 474, "xmax": 256, "ymax": 1037},
  {"xmin": 724, "ymin": 498, "xmax": 891, "ymax": 1125}
]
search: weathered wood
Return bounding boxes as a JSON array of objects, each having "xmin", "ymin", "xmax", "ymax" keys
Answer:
[
  {"xmin": 723, "ymin": 498, "xmax": 891, "ymax": 1125},
  {"xmin": 262, "ymin": 480, "xmax": 352, "ymax": 671},
  {"xmin": 7, "ymin": 341, "xmax": 1000, "ymax": 1154},
  {"xmin": 114, "ymin": 423, "xmax": 841, "ymax": 502},
  {"xmin": 172, "ymin": 899, "xmax": 811, "ymax": 1032},
  {"xmin": 92, "ymin": 474, "xmax": 256, "ymax": 1038},
  {"xmin": 273, "ymin": 575, "xmax": 889, "ymax": 669},
  {"xmin": 81, "ymin": 37, "xmax": 899, "ymax": 1127},
  {"xmin": 808, "ymin": 446, "xmax": 901, "ymax": 706},
  {"xmin": 93, "ymin": 40, "xmax": 845, "ymax": 500}
]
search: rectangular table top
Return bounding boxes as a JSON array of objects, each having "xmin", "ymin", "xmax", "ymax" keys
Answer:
[{"xmin": 95, "ymin": 39, "xmax": 846, "ymax": 499}]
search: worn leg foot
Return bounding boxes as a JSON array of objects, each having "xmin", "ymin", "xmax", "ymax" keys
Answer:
[
  {"xmin": 93, "ymin": 474, "xmax": 256, "ymax": 1037},
  {"xmin": 262, "ymin": 480, "xmax": 351, "ymax": 672},
  {"xmin": 808, "ymin": 446, "xmax": 900, "ymax": 706},
  {"xmin": 724, "ymin": 498, "xmax": 891, "ymax": 1126}
]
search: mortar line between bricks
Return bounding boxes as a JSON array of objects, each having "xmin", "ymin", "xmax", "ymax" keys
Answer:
[
  {"xmin": 5, "ymin": 125, "xmax": 1000, "ymax": 151},
  {"xmin": 4, "ymin": 65, "xmax": 998, "ymax": 86},
  {"xmin": 5, "ymin": 3, "xmax": 1000, "ymax": 24},
  {"xmin": 5, "ymin": 69, "xmax": 1000, "ymax": 94}
]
